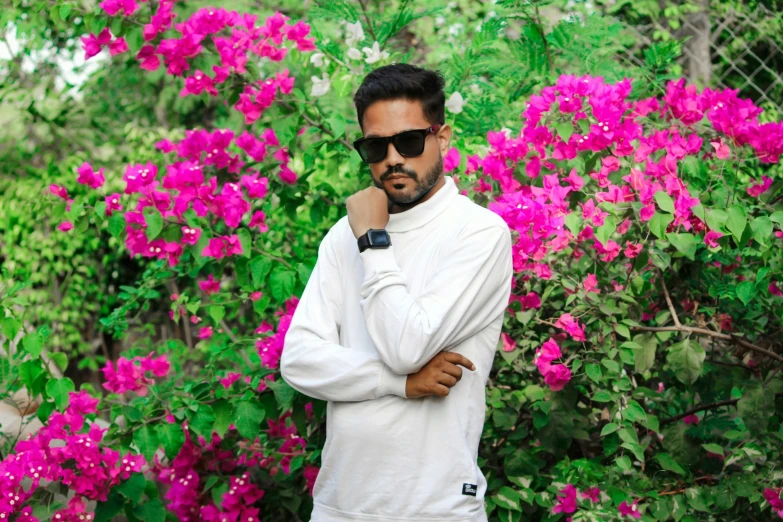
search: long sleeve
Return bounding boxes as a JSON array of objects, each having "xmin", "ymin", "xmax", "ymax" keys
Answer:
[
  {"xmin": 280, "ymin": 226, "xmax": 408, "ymax": 402},
  {"xmin": 358, "ymin": 223, "xmax": 513, "ymax": 375}
]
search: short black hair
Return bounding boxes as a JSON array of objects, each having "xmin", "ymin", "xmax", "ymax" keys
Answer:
[{"xmin": 353, "ymin": 63, "xmax": 446, "ymax": 130}]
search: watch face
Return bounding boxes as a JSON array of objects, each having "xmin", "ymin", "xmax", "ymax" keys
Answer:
[{"xmin": 368, "ymin": 230, "xmax": 390, "ymax": 246}]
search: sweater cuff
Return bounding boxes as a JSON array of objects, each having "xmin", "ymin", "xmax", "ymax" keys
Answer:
[
  {"xmin": 379, "ymin": 364, "xmax": 408, "ymax": 398},
  {"xmin": 359, "ymin": 246, "xmax": 400, "ymax": 281}
]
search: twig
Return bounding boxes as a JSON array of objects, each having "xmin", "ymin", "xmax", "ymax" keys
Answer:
[
  {"xmin": 630, "ymin": 325, "xmax": 783, "ymax": 363},
  {"xmin": 357, "ymin": 0, "xmax": 378, "ymax": 42},
  {"xmin": 659, "ymin": 274, "xmax": 681, "ymax": 327},
  {"xmin": 660, "ymin": 392, "xmax": 783, "ymax": 426}
]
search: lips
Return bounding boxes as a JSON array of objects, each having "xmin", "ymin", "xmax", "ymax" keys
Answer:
[{"xmin": 386, "ymin": 176, "xmax": 409, "ymax": 181}]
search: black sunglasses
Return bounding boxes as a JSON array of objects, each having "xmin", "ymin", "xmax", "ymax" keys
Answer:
[{"xmin": 353, "ymin": 124, "xmax": 441, "ymax": 164}]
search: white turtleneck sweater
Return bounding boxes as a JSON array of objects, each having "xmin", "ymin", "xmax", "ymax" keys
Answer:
[{"xmin": 280, "ymin": 175, "xmax": 514, "ymax": 522}]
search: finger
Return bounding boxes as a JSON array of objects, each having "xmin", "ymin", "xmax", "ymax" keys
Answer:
[
  {"xmin": 433, "ymin": 384, "xmax": 450, "ymax": 397},
  {"xmin": 442, "ymin": 352, "xmax": 476, "ymax": 371},
  {"xmin": 436, "ymin": 374, "xmax": 458, "ymax": 388},
  {"xmin": 440, "ymin": 364, "xmax": 463, "ymax": 381}
]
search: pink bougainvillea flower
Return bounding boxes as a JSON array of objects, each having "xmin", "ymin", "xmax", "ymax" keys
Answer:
[
  {"xmin": 683, "ymin": 413, "xmax": 700, "ymax": 425},
  {"xmin": 500, "ymin": 332, "xmax": 515, "ymax": 352},
  {"xmin": 49, "ymin": 184, "xmax": 69, "ymax": 199},
  {"xmin": 544, "ymin": 364, "xmax": 572, "ymax": 391},
  {"xmin": 443, "ymin": 147, "xmax": 461, "ymax": 173},
  {"xmin": 584, "ymin": 273, "xmax": 600, "ymax": 293},
  {"xmin": 581, "ymin": 487, "xmax": 600, "ymax": 502},
  {"xmin": 710, "ymin": 138, "xmax": 730, "ymax": 159},
  {"xmin": 219, "ymin": 372, "xmax": 242, "ymax": 389},
  {"xmin": 747, "ymin": 176, "xmax": 773, "ymax": 197},
  {"xmin": 249, "ymin": 210, "xmax": 269, "ymax": 232},
  {"xmin": 57, "ymin": 221, "xmax": 74, "ymax": 232},
  {"xmin": 108, "ymin": 36, "xmax": 128, "ymax": 56},
  {"xmin": 618, "ymin": 499, "xmax": 642, "ymax": 519},
  {"xmin": 763, "ymin": 488, "xmax": 783, "ymax": 518},
  {"xmin": 81, "ymin": 28, "xmax": 113, "ymax": 59},
  {"xmin": 76, "ymin": 161, "xmax": 106, "ymax": 189},
  {"xmin": 553, "ymin": 484, "xmax": 578, "ymax": 514},
  {"xmin": 249, "ymin": 291, "xmax": 263, "ymax": 301},
  {"xmin": 624, "ymin": 241, "xmax": 642, "ymax": 258},
  {"xmin": 770, "ymin": 282, "xmax": 783, "ymax": 297},
  {"xmin": 657, "ymin": 382, "xmax": 665, "ymax": 393},
  {"xmin": 198, "ymin": 326, "xmax": 214, "ymax": 339},
  {"xmin": 99, "ymin": 0, "xmax": 140, "ymax": 16},
  {"xmin": 202, "ymin": 235, "xmax": 243, "ymax": 259},
  {"xmin": 555, "ymin": 313, "xmax": 586, "ymax": 341},
  {"xmin": 181, "ymin": 226, "xmax": 201, "ymax": 245},
  {"xmin": 198, "ymin": 274, "xmax": 221, "ymax": 294},
  {"xmin": 704, "ymin": 230, "xmax": 723, "ymax": 248},
  {"xmin": 136, "ymin": 44, "xmax": 161, "ymax": 71}
]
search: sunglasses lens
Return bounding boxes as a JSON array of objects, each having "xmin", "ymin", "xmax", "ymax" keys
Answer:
[
  {"xmin": 358, "ymin": 139, "xmax": 387, "ymax": 163},
  {"xmin": 394, "ymin": 131, "xmax": 426, "ymax": 157}
]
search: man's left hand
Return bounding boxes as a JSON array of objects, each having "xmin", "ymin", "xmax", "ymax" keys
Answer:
[{"xmin": 346, "ymin": 187, "xmax": 390, "ymax": 239}]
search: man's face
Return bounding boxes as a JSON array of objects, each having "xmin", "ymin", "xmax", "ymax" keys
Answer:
[{"xmin": 360, "ymin": 99, "xmax": 451, "ymax": 206}]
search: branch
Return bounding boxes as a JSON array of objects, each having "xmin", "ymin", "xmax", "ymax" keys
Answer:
[
  {"xmin": 630, "ymin": 325, "xmax": 783, "ymax": 363},
  {"xmin": 660, "ymin": 392, "xmax": 783, "ymax": 426},
  {"xmin": 357, "ymin": 0, "xmax": 378, "ymax": 42},
  {"xmin": 277, "ymin": 101, "xmax": 353, "ymax": 150},
  {"xmin": 660, "ymin": 274, "xmax": 681, "ymax": 327}
]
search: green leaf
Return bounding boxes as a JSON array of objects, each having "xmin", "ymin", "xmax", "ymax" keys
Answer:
[
  {"xmin": 143, "ymin": 207, "xmax": 163, "ymax": 241},
  {"xmin": 45, "ymin": 377, "xmax": 75, "ymax": 411},
  {"xmin": 155, "ymin": 424, "xmax": 185, "ymax": 461},
  {"xmin": 656, "ymin": 453, "xmax": 686, "ymax": 475},
  {"xmin": 595, "ymin": 215, "xmax": 617, "ymax": 244},
  {"xmin": 250, "ymin": 256, "xmax": 272, "ymax": 288},
  {"xmin": 564, "ymin": 212, "xmax": 581, "ymax": 234},
  {"xmin": 296, "ymin": 263, "xmax": 313, "ymax": 285},
  {"xmin": 623, "ymin": 400, "xmax": 647, "ymax": 423},
  {"xmin": 666, "ymin": 339, "xmax": 705, "ymax": 385},
  {"xmin": 554, "ymin": 121, "xmax": 573, "ymax": 142},
  {"xmin": 649, "ymin": 212, "xmax": 673, "ymax": 239},
  {"xmin": 269, "ymin": 268, "xmax": 297, "ymax": 302},
  {"xmin": 666, "ymin": 233, "xmax": 699, "ymax": 260},
  {"xmin": 615, "ymin": 455, "xmax": 632, "ymax": 471},
  {"xmin": 736, "ymin": 281, "xmax": 756, "ymax": 305},
  {"xmin": 701, "ymin": 443, "xmax": 724, "ymax": 456},
  {"xmin": 632, "ymin": 333, "xmax": 657, "ymax": 374},
  {"xmin": 94, "ymin": 201, "xmax": 107, "ymax": 218},
  {"xmin": 326, "ymin": 113, "xmax": 347, "ymax": 138},
  {"xmin": 770, "ymin": 211, "xmax": 783, "ymax": 225},
  {"xmin": 2, "ymin": 317, "xmax": 21, "ymax": 341},
  {"xmin": 132, "ymin": 499, "xmax": 166, "ymax": 522},
  {"xmin": 585, "ymin": 363, "xmax": 603, "ymax": 383},
  {"xmin": 22, "ymin": 332, "xmax": 44, "ymax": 358},
  {"xmin": 750, "ymin": 216, "xmax": 773, "ymax": 246},
  {"xmin": 737, "ymin": 383, "xmax": 775, "ymax": 436},
  {"xmin": 494, "ymin": 487, "xmax": 522, "ymax": 511},
  {"xmin": 94, "ymin": 491, "xmax": 124, "ymax": 522},
  {"xmin": 237, "ymin": 228, "xmax": 252, "ymax": 258},
  {"xmin": 601, "ymin": 422, "xmax": 620, "ymax": 436},
  {"xmin": 209, "ymin": 305, "xmax": 225, "ymax": 324},
  {"xmin": 133, "ymin": 426, "xmax": 159, "ymax": 463},
  {"xmin": 269, "ymin": 379, "xmax": 296, "ymax": 413},
  {"xmin": 593, "ymin": 390, "xmax": 613, "ymax": 402},
  {"xmin": 705, "ymin": 209, "xmax": 728, "ymax": 233},
  {"xmin": 234, "ymin": 401, "xmax": 266, "ymax": 439},
  {"xmin": 212, "ymin": 399, "xmax": 234, "ymax": 438},
  {"xmin": 116, "ymin": 473, "xmax": 146, "ymax": 504},
  {"xmin": 108, "ymin": 213, "xmax": 125, "ymax": 238},
  {"xmin": 654, "ymin": 191, "xmax": 675, "ymax": 213},
  {"xmin": 726, "ymin": 206, "xmax": 747, "ymax": 244}
]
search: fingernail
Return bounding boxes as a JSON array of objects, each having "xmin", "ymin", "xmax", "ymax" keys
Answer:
[{"xmin": 471, "ymin": 365, "xmax": 476, "ymax": 370}]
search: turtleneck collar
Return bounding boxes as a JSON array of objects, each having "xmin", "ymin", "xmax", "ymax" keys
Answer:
[{"xmin": 386, "ymin": 175, "xmax": 459, "ymax": 233}]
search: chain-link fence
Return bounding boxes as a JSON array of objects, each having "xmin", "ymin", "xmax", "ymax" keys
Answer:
[{"xmin": 617, "ymin": 2, "xmax": 783, "ymax": 113}]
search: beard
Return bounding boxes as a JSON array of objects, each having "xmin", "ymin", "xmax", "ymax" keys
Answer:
[{"xmin": 373, "ymin": 153, "xmax": 443, "ymax": 206}]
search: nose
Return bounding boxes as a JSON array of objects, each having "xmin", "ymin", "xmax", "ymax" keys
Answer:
[{"xmin": 383, "ymin": 140, "xmax": 405, "ymax": 171}]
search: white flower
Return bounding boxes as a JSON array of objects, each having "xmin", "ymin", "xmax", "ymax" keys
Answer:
[
  {"xmin": 310, "ymin": 75, "xmax": 331, "ymax": 97},
  {"xmin": 344, "ymin": 21, "xmax": 365, "ymax": 47},
  {"xmin": 309, "ymin": 52, "xmax": 325, "ymax": 68},
  {"xmin": 448, "ymin": 23, "xmax": 463, "ymax": 36},
  {"xmin": 447, "ymin": 1, "xmax": 457, "ymax": 9},
  {"xmin": 469, "ymin": 83, "xmax": 482, "ymax": 95},
  {"xmin": 346, "ymin": 47, "xmax": 363, "ymax": 60},
  {"xmin": 445, "ymin": 91, "xmax": 465, "ymax": 114},
  {"xmin": 362, "ymin": 41, "xmax": 389, "ymax": 64},
  {"xmin": 434, "ymin": 15, "xmax": 446, "ymax": 27}
]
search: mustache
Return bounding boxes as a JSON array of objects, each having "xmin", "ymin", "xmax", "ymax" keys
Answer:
[{"xmin": 382, "ymin": 167, "xmax": 417, "ymax": 181}]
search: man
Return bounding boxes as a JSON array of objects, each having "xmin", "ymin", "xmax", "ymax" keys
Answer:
[{"xmin": 280, "ymin": 63, "xmax": 513, "ymax": 522}]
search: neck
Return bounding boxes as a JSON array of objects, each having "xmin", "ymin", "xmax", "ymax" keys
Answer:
[{"xmin": 389, "ymin": 175, "xmax": 446, "ymax": 214}]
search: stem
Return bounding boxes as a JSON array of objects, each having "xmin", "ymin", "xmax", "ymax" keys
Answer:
[{"xmin": 357, "ymin": 0, "xmax": 378, "ymax": 42}]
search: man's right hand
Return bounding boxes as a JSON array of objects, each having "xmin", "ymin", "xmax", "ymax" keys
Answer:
[{"xmin": 405, "ymin": 351, "xmax": 476, "ymax": 399}]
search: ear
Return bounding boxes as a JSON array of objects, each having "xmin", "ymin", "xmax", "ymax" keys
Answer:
[{"xmin": 436, "ymin": 124, "xmax": 452, "ymax": 155}]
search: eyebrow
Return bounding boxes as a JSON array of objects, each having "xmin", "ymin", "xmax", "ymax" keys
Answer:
[{"xmin": 364, "ymin": 128, "xmax": 419, "ymax": 139}]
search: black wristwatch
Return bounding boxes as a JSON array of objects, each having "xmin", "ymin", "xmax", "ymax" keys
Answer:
[{"xmin": 357, "ymin": 228, "xmax": 391, "ymax": 253}]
